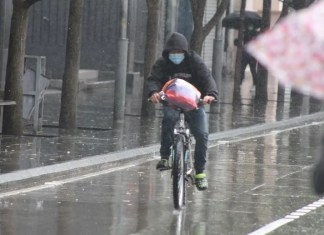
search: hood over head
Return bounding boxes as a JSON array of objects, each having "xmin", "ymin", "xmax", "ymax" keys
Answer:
[{"xmin": 162, "ymin": 32, "xmax": 189, "ymax": 58}]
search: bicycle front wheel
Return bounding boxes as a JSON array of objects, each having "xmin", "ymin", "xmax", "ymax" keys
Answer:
[{"xmin": 172, "ymin": 135, "xmax": 186, "ymax": 209}]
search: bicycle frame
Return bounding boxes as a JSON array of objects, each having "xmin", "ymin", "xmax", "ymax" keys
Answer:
[
  {"xmin": 174, "ymin": 112, "xmax": 193, "ymax": 175},
  {"xmin": 171, "ymin": 111, "xmax": 194, "ymax": 209}
]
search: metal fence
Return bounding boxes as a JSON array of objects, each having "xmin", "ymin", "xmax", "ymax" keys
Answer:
[{"xmin": 25, "ymin": 0, "xmax": 181, "ymax": 80}]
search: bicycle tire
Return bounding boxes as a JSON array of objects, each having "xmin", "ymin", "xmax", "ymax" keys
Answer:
[{"xmin": 172, "ymin": 135, "xmax": 186, "ymax": 209}]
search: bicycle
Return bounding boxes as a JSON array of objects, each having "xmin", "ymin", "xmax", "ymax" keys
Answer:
[
  {"xmin": 159, "ymin": 93, "xmax": 195, "ymax": 210},
  {"xmin": 149, "ymin": 78, "xmax": 215, "ymax": 209}
]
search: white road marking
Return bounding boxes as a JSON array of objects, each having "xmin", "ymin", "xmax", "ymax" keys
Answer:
[
  {"xmin": 247, "ymin": 197, "xmax": 324, "ymax": 235},
  {"xmin": 248, "ymin": 218, "xmax": 294, "ymax": 235}
]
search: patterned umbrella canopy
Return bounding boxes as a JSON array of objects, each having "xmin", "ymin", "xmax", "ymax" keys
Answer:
[{"xmin": 246, "ymin": 1, "xmax": 324, "ymax": 99}]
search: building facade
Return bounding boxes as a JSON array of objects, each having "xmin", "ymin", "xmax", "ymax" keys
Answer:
[{"xmin": 0, "ymin": 0, "xmax": 285, "ymax": 90}]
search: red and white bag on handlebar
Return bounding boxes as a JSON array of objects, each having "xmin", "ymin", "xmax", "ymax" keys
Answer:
[{"xmin": 161, "ymin": 78, "xmax": 201, "ymax": 111}]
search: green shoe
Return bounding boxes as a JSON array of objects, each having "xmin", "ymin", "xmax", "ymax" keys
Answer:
[
  {"xmin": 195, "ymin": 173, "xmax": 208, "ymax": 191},
  {"xmin": 156, "ymin": 159, "xmax": 170, "ymax": 171}
]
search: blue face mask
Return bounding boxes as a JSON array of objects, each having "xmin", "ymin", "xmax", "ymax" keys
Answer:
[{"xmin": 169, "ymin": 53, "xmax": 185, "ymax": 65}]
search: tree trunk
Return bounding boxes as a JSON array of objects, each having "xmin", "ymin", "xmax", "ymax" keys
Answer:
[
  {"xmin": 59, "ymin": 0, "xmax": 84, "ymax": 131},
  {"xmin": 232, "ymin": 0, "xmax": 246, "ymax": 104},
  {"xmin": 189, "ymin": 0, "xmax": 205, "ymax": 54},
  {"xmin": 141, "ymin": 0, "xmax": 161, "ymax": 117},
  {"xmin": 2, "ymin": 1, "xmax": 32, "ymax": 135},
  {"xmin": 190, "ymin": 27, "xmax": 204, "ymax": 55},
  {"xmin": 255, "ymin": 0, "xmax": 271, "ymax": 102},
  {"xmin": 277, "ymin": 0, "xmax": 290, "ymax": 102},
  {"xmin": 190, "ymin": 0, "xmax": 230, "ymax": 55},
  {"xmin": 277, "ymin": 0, "xmax": 290, "ymax": 22}
]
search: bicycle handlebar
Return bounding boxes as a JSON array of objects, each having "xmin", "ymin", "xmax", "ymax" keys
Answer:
[{"xmin": 148, "ymin": 92, "xmax": 217, "ymax": 110}]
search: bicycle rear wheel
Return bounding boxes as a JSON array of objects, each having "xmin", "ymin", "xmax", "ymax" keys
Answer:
[{"xmin": 172, "ymin": 135, "xmax": 186, "ymax": 209}]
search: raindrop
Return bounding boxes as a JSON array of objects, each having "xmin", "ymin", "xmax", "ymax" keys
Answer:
[
  {"xmin": 36, "ymin": 201, "xmax": 44, "ymax": 210},
  {"xmin": 4, "ymin": 201, "xmax": 9, "ymax": 208}
]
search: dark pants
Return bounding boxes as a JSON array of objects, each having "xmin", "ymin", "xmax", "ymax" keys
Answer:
[
  {"xmin": 160, "ymin": 105, "xmax": 208, "ymax": 173},
  {"xmin": 241, "ymin": 51, "xmax": 258, "ymax": 85}
]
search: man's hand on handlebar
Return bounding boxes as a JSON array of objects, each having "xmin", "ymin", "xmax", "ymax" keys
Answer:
[
  {"xmin": 203, "ymin": 95, "xmax": 216, "ymax": 105},
  {"xmin": 150, "ymin": 92, "xmax": 161, "ymax": 104}
]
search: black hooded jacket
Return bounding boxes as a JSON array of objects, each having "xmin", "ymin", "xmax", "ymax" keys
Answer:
[{"xmin": 146, "ymin": 32, "xmax": 218, "ymax": 99}]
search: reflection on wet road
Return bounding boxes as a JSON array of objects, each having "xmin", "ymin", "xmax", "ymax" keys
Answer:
[{"xmin": 0, "ymin": 122, "xmax": 323, "ymax": 234}]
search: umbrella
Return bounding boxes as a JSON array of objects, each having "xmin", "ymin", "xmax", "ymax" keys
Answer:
[
  {"xmin": 222, "ymin": 11, "xmax": 262, "ymax": 29},
  {"xmin": 246, "ymin": 1, "xmax": 324, "ymax": 99}
]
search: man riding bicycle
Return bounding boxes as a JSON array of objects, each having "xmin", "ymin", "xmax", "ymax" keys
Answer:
[{"xmin": 147, "ymin": 32, "xmax": 218, "ymax": 191}]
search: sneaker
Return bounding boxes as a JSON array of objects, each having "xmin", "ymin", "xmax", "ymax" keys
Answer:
[
  {"xmin": 156, "ymin": 159, "xmax": 170, "ymax": 171},
  {"xmin": 195, "ymin": 173, "xmax": 208, "ymax": 191}
]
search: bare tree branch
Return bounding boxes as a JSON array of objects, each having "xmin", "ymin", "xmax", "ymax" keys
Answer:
[
  {"xmin": 190, "ymin": 0, "xmax": 230, "ymax": 53},
  {"xmin": 202, "ymin": 0, "xmax": 230, "ymax": 39}
]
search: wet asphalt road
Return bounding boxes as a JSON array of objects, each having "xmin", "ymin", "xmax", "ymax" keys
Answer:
[{"xmin": 0, "ymin": 122, "xmax": 323, "ymax": 235}]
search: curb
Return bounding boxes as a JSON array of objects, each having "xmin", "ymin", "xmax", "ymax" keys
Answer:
[
  {"xmin": 208, "ymin": 111, "xmax": 324, "ymax": 145},
  {"xmin": 1, "ymin": 111, "xmax": 324, "ymax": 192}
]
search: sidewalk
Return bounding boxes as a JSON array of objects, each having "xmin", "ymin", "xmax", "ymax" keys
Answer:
[{"xmin": 1, "ymin": 73, "xmax": 324, "ymax": 192}]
